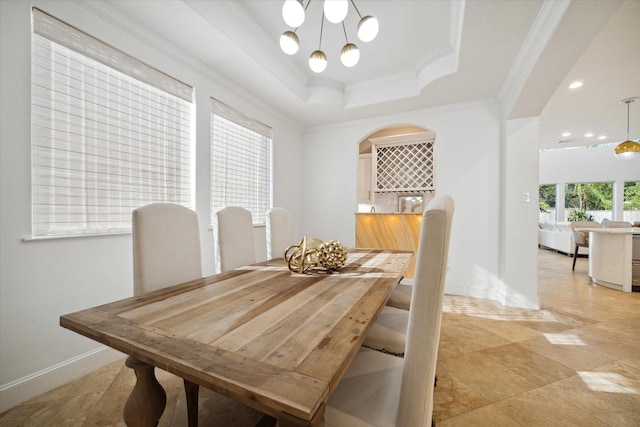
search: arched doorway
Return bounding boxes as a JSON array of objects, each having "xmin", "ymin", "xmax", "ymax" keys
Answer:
[
  {"xmin": 355, "ymin": 124, "xmax": 437, "ymax": 278},
  {"xmin": 357, "ymin": 124, "xmax": 436, "ymax": 213}
]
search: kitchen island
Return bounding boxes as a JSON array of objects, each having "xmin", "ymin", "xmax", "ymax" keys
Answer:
[{"xmin": 579, "ymin": 227, "xmax": 640, "ymax": 292}]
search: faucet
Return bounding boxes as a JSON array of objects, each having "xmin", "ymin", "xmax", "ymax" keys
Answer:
[{"xmin": 370, "ymin": 206, "xmax": 376, "ymax": 213}]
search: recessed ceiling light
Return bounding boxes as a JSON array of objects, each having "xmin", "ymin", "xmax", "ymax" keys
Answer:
[
  {"xmin": 598, "ymin": 135, "xmax": 607, "ymax": 140},
  {"xmin": 569, "ymin": 81, "xmax": 583, "ymax": 89},
  {"xmin": 585, "ymin": 133, "xmax": 593, "ymax": 137},
  {"xmin": 562, "ymin": 132, "xmax": 571, "ymax": 137}
]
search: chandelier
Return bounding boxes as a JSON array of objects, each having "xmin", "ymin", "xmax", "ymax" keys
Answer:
[
  {"xmin": 613, "ymin": 97, "xmax": 640, "ymax": 159},
  {"xmin": 279, "ymin": 0, "xmax": 379, "ymax": 73}
]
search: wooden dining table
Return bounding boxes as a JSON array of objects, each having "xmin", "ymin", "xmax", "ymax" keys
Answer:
[{"xmin": 60, "ymin": 248, "xmax": 412, "ymax": 427}]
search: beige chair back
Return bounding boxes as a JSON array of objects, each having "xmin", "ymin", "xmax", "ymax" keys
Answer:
[
  {"xmin": 214, "ymin": 206, "xmax": 256, "ymax": 273},
  {"xmin": 132, "ymin": 203, "xmax": 202, "ymax": 295},
  {"xmin": 570, "ymin": 221, "xmax": 600, "ymax": 246},
  {"xmin": 603, "ymin": 221, "xmax": 632, "ymax": 228},
  {"xmin": 396, "ymin": 195, "xmax": 454, "ymax": 427},
  {"xmin": 266, "ymin": 207, "xmax": 294, "ymax": 259}
]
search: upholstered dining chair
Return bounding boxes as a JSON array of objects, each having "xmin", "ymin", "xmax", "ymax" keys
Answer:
[
  {"xmin": 213, "ymin": 206, "xmax": 256, "ymax": 273},
  {"xmin": 132, "ymin": 203, "xmax": 202, "ymax": 295},
  {"xmin": 570, "ymin": 220, "xmax": 600, "ymax": 271},
  {"xmin": 386, "ymin": 280, "xmax": 414, "ymax": 310},
  {"xmin": 266, "ymin": 207, "xmax": 294, "ymax": 259},
  {"xmin": 132, "ymin": 202, "xmax": 203, "ymax": 425},
  {"xmin": 325, "ymin": 195, "xmax": 454, "ymax": 427},
  {"xmin": 603, "ymin": 220, "xmax": 632, "ymax": 228}
]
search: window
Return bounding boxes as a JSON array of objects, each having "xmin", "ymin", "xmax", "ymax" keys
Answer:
[
  {"xmin": 538, "ymin": 184, "xmax": 556, "ymax": 222},
  {"xmin": 623, "ymin": 181, "xmax": 640, "ymax": 223},
  {"xmin": 564, "ymin": 182, "xmax": 612, "ymax": 222},
  {"xmin": 210, "ymin": 98, "xmax": 272, "ymax": 226},
  {"xmin": 31, "ymin": 9, "xmax": 193, "ymax": 238}
]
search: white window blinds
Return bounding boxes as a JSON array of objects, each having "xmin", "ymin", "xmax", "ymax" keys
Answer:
[
  {"xmin": 210, "ymin": 98, "xmax": 272, "ymax": 226},
  {"xmin": 31, "ymin": 9, "xmax": 194, "ymax": 237}
]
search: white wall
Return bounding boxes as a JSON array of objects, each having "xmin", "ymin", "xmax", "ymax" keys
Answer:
[
  {"xmin": 0, "ymin": 0, "xmax": 303, "ymax": 411},
  {"xmin": 502, "ymin": 118, "xmax": 541, "ymax": 308},
  {"xmin": 540, "ymin": 145, "xmax": 640, "ymax": 221},
  {"xmin": 300, "ymin": 101, "xmax": 528, "ymax": 308}
]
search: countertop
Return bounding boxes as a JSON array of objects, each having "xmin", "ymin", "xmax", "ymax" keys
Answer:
[{"xmin": 355, "ymin": 212, "xmax": 422, "ymax": 215}]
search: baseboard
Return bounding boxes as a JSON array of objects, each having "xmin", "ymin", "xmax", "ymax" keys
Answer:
[
  {"xmin": 0, "ymin": 346, "xmax": 125, "ymax": 413},
  {"xmin": 446, "ymin": 284, "xmax": 540, "ymax": 310},
  {"xmin": 499, "ymin": 289, "xmax": 540, "ymax": 309}
]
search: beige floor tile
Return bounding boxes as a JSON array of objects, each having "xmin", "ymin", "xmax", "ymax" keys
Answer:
[
  {"xmin": 495, "ymin": 387, "xmax": 608, "ymax": 427},
  {"xmin": 480, "ymin": 342, "xmax": 576, "ymax": 387},
  {"xmin": 437, "ymin": 404, "xmax": 521, "ymax": 427},
  {"xmin": 618, "ymin": 356, "xmax": 640, "ymax": 372},
  {"xmin": 81, "ymin": 361, "xmax": 135, "ymax": 426},
  {"xmin": 438, "ymin": 316, "xmax": 511, "ymax": 360},
  {"xmin": 517, "ymin": 334, "xmax": 614, "ymax": 371},
  {"xmin": 438, "ymin": 352, "xmax": 537, "ymax": 402},
  {"xmin": 468, "ymin": 316, "xmax": 542, "ymax": 343},
  {"xmin": 541, "ymin": 363, "xmax": 640, "ymax": 427},
  {"xmin": 432, "ymin": 367, "xmax": 491, "ymax": 421},
  {"xmin": 507, "ymin": 307, "xmax": 597, "ymax": 334}
]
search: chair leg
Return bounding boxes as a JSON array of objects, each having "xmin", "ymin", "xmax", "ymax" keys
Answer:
[{"xmin": 572, "ymin": 245, "xmax": 578, "ymax": 271}]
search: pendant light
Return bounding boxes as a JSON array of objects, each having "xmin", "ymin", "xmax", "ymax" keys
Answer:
[
  {"xmin": 282, "ymin": 0, "xmax": 306, "ymax": 28},
  {"xmin": 309, "ymin": 12, "xmax": 327, "ymax": 73},
  {"xmin": 614, "ymin": 98, "xmax": 640, "ymax": 159},
  {"xmin": 340, "ymin": 22, "xmax": 359, "ymax": 67},
  {"xmin": 350, "ymin": 0, "xmax": 379, "ymax": 42},
  {"xmin": 324, "ymin": 0, "xmax": 348, "ymax": 24},
  {"xmin": 279, "ymin": 30, "xmax": 300, "ymax": 55}
]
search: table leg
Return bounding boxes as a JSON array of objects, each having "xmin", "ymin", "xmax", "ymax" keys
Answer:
[
  {"xmin": 276, "ymin": 403, "xmax": 325, "ymax": 427},
  {"xmin": 183, "ymin": 379, "xmax": 199, "ymax": 427},
  {"xmin": 123, "ymin": 356, "xmax": 166, "ymax": 427}
]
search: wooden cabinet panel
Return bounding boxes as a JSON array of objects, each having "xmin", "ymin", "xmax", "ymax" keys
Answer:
[{"xmin": 355, "ymin": 213, "xmax": 422, "ymax": 278}]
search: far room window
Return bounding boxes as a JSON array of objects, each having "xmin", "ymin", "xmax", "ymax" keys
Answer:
[
  {"xmin": 538, "ymin": 184, "xmax": 556, "ymax": 222},
  {"xmin": 623, "ymin": 181, "xmax": 640, "ymax": 223},
  {"xmin": 564, "ymin": 182, "xmax": 612, "ymax": 222},
  {"xmin": 30, "ymin": 8, "xmax": 194, "ymax": 238},
  {"xmin": 210, "ymin": 98, "xmax": 272, "ymax": 226}
]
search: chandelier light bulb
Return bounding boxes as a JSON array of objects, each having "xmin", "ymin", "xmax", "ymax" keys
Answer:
[
  {"xmin": 357, "ymin": 15, "xmax": 379, "ymax": 42},
  {"xmin": 282, "ymin": 0, "xmax": 305, "ymax": 28},
  {"xmin": 309, "ymin": 50, "xmax": 328, "ymax": 73},
  {"xmin": 324, "ymin": 0, "xmax": 348, "ymax": 24},
  {"xmin": 280, "ymin": 31, "xmax": 300, "ymax": 55},
  {"xmin": 340, "ymin": 43, "xmax": 359, "ymax": 67}
]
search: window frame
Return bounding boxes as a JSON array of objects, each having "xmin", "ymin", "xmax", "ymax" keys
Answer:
[
  {"xmin": 30, "ymin": 8, "xmax": 194, "ymax": 238},
  {"xmin": 210, "ymin": 98, "xmax": 272, "ymax": 227}
]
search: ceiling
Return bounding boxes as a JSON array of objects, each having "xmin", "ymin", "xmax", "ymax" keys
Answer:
[{"xmin": 101, "ymin": 0, "xmax": 640, "ymax": 150}]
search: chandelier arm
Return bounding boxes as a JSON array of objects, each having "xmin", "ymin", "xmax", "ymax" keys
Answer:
[
  {"xmin": 319, "ymin": 11, "xmax": 324, "ymax": 49},
  {"xmin": 350, "ymin": 0, "xmax": 363, "ymax": 19},
  {"xmin": 342, "ymin": 21, "xmax": 349, "ymax": 42}
]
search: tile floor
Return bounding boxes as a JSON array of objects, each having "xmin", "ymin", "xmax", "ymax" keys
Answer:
[{"xmin": 1, "ymin": 249, "xmax": 639, "ymax": 426}]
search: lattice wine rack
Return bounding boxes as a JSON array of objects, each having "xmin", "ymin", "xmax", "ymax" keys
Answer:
[{"xmin": 373, "ymin": 140, "xmax": 434, "ymax": 193}]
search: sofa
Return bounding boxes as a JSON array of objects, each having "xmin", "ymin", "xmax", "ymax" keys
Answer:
[{"xmin": 538, "ymin": 222, "xmax": 588, "ymax": 256}]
